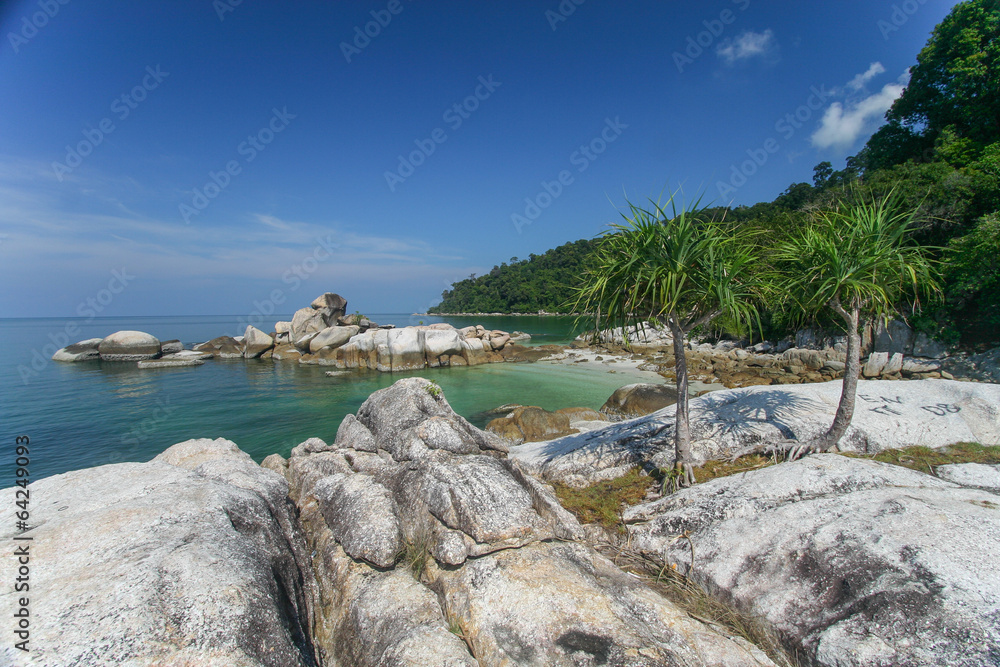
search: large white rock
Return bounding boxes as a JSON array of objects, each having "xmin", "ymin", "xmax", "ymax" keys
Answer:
[
  {"xmin": 624, "ymin": 454, "xmax": 1000, "ymax": 667},
  {"xmin": 936, "ymin": 462, "xmax": 1000, "ymax": 490},
  {"xmin": 286, "ymin": 378, "xmax": 774, "ymax": 666},
  {"xmin": 243, "ymin": 325, "xmax": 274, "ymax": 358},
  {"xmin": 388, "ymin": 327, "xmax": 425, "ymax": 371},
  {"xmin": 97, "ymin": 330, "xmax": 161, "ymax": 361},
  {"xmin": 136, "ymin": 358, "xmax": 205, "ymax": 368},
  {"xmin": 423, "ymin": 328, "xmax": 464, "ymax": 359},
  {"xmin": 0, "ymin": 438, "xmax": 317, "ymax": 666},
  {"xmin": 863, "ymin": 351, "xmax": 889, "ymax": 377},
  {"xmin": 290, "ymin": 307, "xmax": 327, "ymax": 349},
  {"xmin": 308, "ymin": 325, "xmax": 359, "ymax": 353},
  {"xmin": 51, "ymin": 337, "xmax": 103, "ymax": 362},
  {"xmin": 309, "ymin": 292, "xmax": 347, "ymax": 313},
  {"xmin": 510, "ymin": 379, "xmax": 1000, "ymax": 486}
]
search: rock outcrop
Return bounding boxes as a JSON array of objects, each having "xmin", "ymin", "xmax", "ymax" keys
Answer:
[
  {"xmin": 51, "ymin": 337, "xmax": 102, "ymax": 362},
  {"xmin": 600, "ymin": 382, "xmax": 679, "ymax": 420},
  {"xmin": 486, "ymin": 406, "xmax": 579, "ymax": 443},
  {"xmin": 510, "ymin": 379, "xmax": 1000, "ymax": 486},
  {"xmin": 278, "ymin": 378, "xmax": 776, "ymax": 666},
  {"xmin": 936, "ymin": 461, "xmax": 1000, "ymax": 490},
  {"xmin": 0, "ymin": 438, "xmax": 317, "ymax": 666},
  {"xmin": 243, "ymin": 325, "xmax": 275, "ymax": 358},
  {"xmin": 324, "ymin": 324, "xmax": 515, "ymax": 371},
  {"xmin": 623, "ymin": 454, "xmax": 1000, "ymax": 667},
  {"xmin": 96, "ymin": 330, "xmax": 161, "ymax": 360},
  {"xmin": 290, "ymin": 292, "xmax": 352, "ymax": 350}
]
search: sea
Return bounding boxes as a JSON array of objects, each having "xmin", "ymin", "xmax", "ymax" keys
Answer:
[{"xmin": 1, "ymin": 314, "xmax": 651, "ymax": 481}]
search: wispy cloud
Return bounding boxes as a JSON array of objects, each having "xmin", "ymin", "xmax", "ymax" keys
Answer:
[
  {"xmin": 846, "ymin": 62, "xmax": 886, "ymax": 92},
  {"xmin": 0, "ymin": 157, "xmax": 480, "ymax": 315},
  {"xmin": 717, "ymin": 29, "xmax": 776, "ymax": 64},
  {"xmin": 811, "ymin": 67, "xmax": 907, "ymax": 150}
]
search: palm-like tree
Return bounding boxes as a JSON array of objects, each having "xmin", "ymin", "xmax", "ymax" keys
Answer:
[
  {"xmin": 573, "ymin": 193, "xmax": 763, "ymax": 487},
  {"xmin": 775, "ymin": 191, "xmax": 939, "ymax": 457}
]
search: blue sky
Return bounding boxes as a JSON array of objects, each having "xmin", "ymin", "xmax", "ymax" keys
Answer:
[{"xmin": 0, "ymin": 0, "xmax": 960, "ymax": 317}]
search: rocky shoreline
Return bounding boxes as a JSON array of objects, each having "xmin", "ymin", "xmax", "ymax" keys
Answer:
[
  {"xmin": 50, "ymin": 295, "xmax": 1000, "ymax": 388},
  {"xmin": 571, "ymin": 320, "xmax": 1000, "ymax": 387},
  {"xmin": 51, "ymin": 292, "xmax": 541, "ymax": 373},
  {"xmin": 3, "ymin": 376, "xmax": 998, "ymax": 666}
]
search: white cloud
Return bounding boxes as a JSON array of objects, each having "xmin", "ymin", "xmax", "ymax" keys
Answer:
[
  {"xmin": 810, "ymin": 68, "xmax": 907, "ymax": 150},
  {"xmin": 846, "ymin": 62, "xmax": 886, "ymax": 92},
  {"xmin": 717, "ymin": 29, "xmax": 776, "ymax": 64},
  {"xmin": 0, "ymin": 159, "xmax": 480, "ymax": 316}
]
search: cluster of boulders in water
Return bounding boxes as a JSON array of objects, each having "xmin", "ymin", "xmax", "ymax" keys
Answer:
[
  {"xmin": 5, "ymin": 377, "xmax": 998, "ymax": 666},
  {"xmin": 50, "ymin": 292, "xmax": 534, "ymax": 372}
]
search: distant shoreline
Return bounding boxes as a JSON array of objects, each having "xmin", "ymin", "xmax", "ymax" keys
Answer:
[{"xmin": 416, "ymin": 312, "xmax": 582, "ymax": 317}]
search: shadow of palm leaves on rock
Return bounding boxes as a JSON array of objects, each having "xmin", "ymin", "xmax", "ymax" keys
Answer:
[
  {"xmin": 690, "ymin": 389, "xmax": 827, "ymax": 458},
  {"xmin": 529, "ymin": 388, "xmax": 827, "ymax": 482}
]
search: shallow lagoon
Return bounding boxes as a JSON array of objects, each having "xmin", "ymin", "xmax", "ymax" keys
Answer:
[{"xmin": 2, "ymin": 314, "xmax": 656, "ymax": 479}]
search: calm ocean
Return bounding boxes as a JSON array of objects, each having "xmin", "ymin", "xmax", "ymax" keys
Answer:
[{"xmin": 1, "ymin": 314, "xmax": 644, "ymax": 481}]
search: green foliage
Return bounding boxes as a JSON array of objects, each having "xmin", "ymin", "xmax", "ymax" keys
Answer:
[
  {"xmin": 774, "ymin": 190, "xmax": 941, "ymax": 325},
  {"xmin": 424, "ymin": 382, "xmax": 442, "ymax": 397},
  {"xmin": 944, "ymin": 212, "xmax": 1000, "ymax": 333},
  {"xmin": 551, "ymin": 468, "xmax": 655, "ymax": 529},
  {"xmin": 844, "ymin": 442, "xmax": 1000, "ymax": 473},
  {"xmin": 430, "ymin": 238, "xmax": 600, "ymax": 313},
  {"xmin": 571, "ymin": 193, "xmax": 764, "ymax": 338},
  {"xmin": 427, "ymin": 2, "xmax": 1000, "ymax": 345},
  {"xmin": 887, "ymin": 0, "xmax": 1000, "ymax": 153}
]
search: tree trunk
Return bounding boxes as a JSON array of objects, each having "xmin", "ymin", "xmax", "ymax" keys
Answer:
[
  {"xmin": 816, "ymin": 302, "xmax": 861, "ymax": 451},
  {"xmin": 668, "ymin": 316, "xmax": 695, "ymax": 486}
]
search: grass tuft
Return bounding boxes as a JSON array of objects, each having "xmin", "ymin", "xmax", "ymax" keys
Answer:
[
  {"xmin": 843, "ymin": 442, "xmax": 1000, "ymax": 474},
  {"xmin": 691, "ymin": 453, "xmax": 778, "ymax": 484},
  {"xmin": 552, "ymin": 468, "xmax": 656, "ymax": 529},
  {"xmin": 398, "ymin": 529, "xmax": 431, "ymax": 580},
  {"xmin": 603, "ymin": 546, "xmax": 801, "ymax": 667}
]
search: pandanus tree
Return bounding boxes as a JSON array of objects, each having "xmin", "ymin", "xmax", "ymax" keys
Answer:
[
  {"xmin": 573, "ymin": 193, "xmax": 763, "ymax": 487},
  {"xmin": 775, "ymin": 191, "xmax": 940, "ymax": 458}
]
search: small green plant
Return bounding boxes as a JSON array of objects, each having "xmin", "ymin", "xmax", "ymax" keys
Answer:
[
  {"xmin": 842, "ymin": 442, "xmax": 1000, "ymax": 473},
  {"xmin": 398, "ymin": 530, "xmax": 431, "ymax": 580},
  {"xmin": 424, "ymin": 382, "xmax": 442, "ymax": 397},
  {"xmin": 552, "ymin": 468, "xmax": 656, "ymax": 529},
  {"xmin": 447, "ymin": 616, "xmax": 465, "ymax": 638}
]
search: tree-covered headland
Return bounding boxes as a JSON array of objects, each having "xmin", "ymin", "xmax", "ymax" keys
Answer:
[{"xmin": 433, "ymin": 0, "xmax": 1000, "ymax": 346}]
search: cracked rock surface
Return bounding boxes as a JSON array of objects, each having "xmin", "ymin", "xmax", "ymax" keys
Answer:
[
  {"xmin": 625, "ymin": 454, "xmax": 1000, "ymax": 667},
  {"xmin": 0, "ymin": 437, "xmax": 318, "ymax": 667},
  {"xmin": 282, "ymin": 377, "xmax": 775, "ymax": 666},
  {"xmin": 511, "ymin": 378, "xmax": 1000, "ymax": 486}
]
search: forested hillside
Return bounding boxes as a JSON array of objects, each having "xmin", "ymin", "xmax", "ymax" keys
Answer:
[
  {"xmin": 430, "ymin": 239, "xmax": 599, "ymax": 313},
  {"xmin": 433, "ymin": 0, "xmax": 1000, "ymax": 344}
]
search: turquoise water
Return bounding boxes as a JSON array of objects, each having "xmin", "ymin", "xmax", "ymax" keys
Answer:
[{"xmin": 1, "ymin": 314, "xmax": 639, "ymax": 481}]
